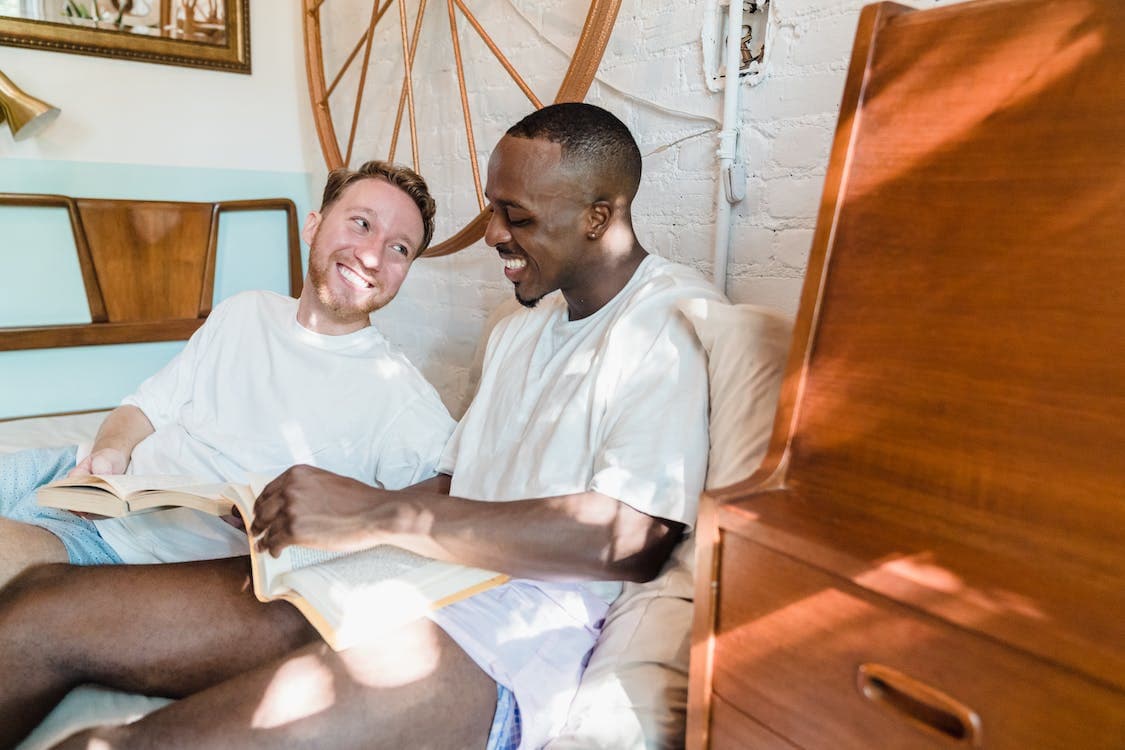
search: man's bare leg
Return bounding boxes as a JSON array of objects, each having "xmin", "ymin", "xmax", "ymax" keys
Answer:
[
  {"xmin": 56, "ymin": 618, "xmax": 496, "ymax": 750},
  {"xmin": 0, "ymin": 518, "xmax": 68, "ymax": 588},
  {"xmin": 0, "ymin": 557, "xmax": 317, "ymax": 748}
]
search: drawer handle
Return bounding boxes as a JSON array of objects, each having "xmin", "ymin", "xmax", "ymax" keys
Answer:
[{"xmin": 857, "ymin": 663, "xmax": 982, "ymax": 746}]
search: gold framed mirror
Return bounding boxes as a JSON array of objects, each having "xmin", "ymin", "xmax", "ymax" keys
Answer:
[{"xmin": 0, "ymin": 1, "xmax": 250, "ymax": 74}]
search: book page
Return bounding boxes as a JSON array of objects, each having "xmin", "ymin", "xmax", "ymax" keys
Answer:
[
  {"xmin": 35, "ymin": 486, "xmax": 130, "ymax": 516},
  {"xmin": 57, "ymin": 474, "xmax": 211, "ymax": 498},
  {"xmin": 127, "ymin": 484, "xmax": 234, "ymax": 515},
  {"xmin": 285, "ymin": 546, "xmax": 350, "ymax": 570},
  {"xmin": 281, "ymin": 547, "xmax": 508, "ymax": 650},
  {"xmin": 38, "ymin": 475, "xmax": 211, "ymax": 516},
  {"xmin": 291, "ymin": 545, "xmax": 427, "ymax": 585}
]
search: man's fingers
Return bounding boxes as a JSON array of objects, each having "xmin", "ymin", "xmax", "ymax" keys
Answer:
[
  {"xmin": 66, "ymin": 457, "xmax": 93, "ymax": 478},
  {"xmin": 256, "ymin": 525, "xmax": 289, "ymax": 558},
  {"xmin": 250, "ymin": 499, "xmax": 293, "ymax": 556},
  {"xmin": 250, "ymin": 488, "xmax": 281, "ymax": 534}
]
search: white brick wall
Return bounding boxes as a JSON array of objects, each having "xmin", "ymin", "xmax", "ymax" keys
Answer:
[{"xmin": 351, "ymin": 0, "xmax": 970, "ymax": 415}]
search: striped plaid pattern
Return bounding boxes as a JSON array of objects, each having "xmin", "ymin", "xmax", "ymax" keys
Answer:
[{"xmin": 486, "ymin": 683, "xmax": 522, "ymax": 750}]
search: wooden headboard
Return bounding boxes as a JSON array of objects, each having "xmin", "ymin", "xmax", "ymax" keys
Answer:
[{"xmin": 0, "ymin": 195, "xmax": 303, "ymax": 351}]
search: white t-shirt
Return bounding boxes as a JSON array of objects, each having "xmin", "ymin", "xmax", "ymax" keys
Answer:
[
  {"xmin": 432, "ymin": 255, "xmax": 720, "ymax": 749},
  {"xmin": 95, "ymin": 291, "xmax": 454, "ymax": 564},
  {"xmin": 441, "ymin": 255, "xmax": 719, "ymax": 600}
]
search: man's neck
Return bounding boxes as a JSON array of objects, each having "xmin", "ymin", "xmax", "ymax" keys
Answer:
[
  {"xmin": 563, "ymin": 243, "xmax": 648, "ymax": 321},
  {"xmin": 296, "ymin": 293, "xmax": 370, "ymax": 335}
]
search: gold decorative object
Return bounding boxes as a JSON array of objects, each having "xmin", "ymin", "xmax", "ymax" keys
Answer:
[
  {"xmin": 0, "ymin": 70, "xmax": 60, "ymax": 141},
  {"xmin": 0, "ymin": 0, "xmax": 249, "ymax": 74}
]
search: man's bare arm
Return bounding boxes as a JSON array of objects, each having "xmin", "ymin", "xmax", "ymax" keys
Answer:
[
  {"xmin": 67, "ymin": 405, "xmax": 155, "ymax": 477},
  {"xmin": 251, "ymin": 465, "xmax": 682, "ymax": 584}
]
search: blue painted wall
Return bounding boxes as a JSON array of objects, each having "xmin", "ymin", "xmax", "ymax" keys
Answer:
[{"xmin": 0, "ymin": 158, "xmax": 316, "ymax": 419}]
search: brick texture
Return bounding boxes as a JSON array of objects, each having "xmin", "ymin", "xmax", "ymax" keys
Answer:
[{"xmin": 359, "ymin": 0, "xmax": 970, "ymax": 415}]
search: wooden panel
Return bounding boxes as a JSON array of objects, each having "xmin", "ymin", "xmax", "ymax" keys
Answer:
[
  {"xmin": 712, "ymin": 489, "xmax": 1125, "ymax": 693},
  {"xmin": 0, "ymin": 320, "xmax": 205, "ymax": 350},
  {"xmin": 694, "ymin": 2, "xmax": 1125, "ymax": 748},
  {"xmin": 711, "ymin": 535, "xmax": 1125, "ymax": 750},
  {"xmin": 76, "ymin": 199, "xmax": 214, "ymax": 323},
  {"xmin": 0, "ymin": 194, "xmax": 302, "ymax": 351},
  {"xmin": 778, "ymin": 0, "xmax": 1125, "ymax": 564},
  {"xmin": 710, "ymin": 695, "xmax": 798, "ymax": 750}
]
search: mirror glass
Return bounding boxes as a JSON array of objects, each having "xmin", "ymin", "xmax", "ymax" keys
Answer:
[{"xmin": 0, "ymin": 0, "xmax": 249, "ymax": 74}]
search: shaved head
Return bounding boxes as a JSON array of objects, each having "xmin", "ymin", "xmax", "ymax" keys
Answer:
[{"xmin": 505, "ymin": 103, "xmax": 642, "ymax": 204}]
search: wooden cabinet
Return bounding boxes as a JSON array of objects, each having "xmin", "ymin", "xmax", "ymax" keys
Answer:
[
  {"xmin": 687, "ymin": 1, "xmax": 1125, "ymax": 747},
  {"xmin": 701, "ymin": 523, "xmax": 1124, "ymax": 748}
]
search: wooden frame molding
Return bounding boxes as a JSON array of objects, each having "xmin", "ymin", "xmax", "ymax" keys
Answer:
[
  {"xmin": 0, "ymin": 0, "xmax": 251, "ymax": 74},
  {"xmin": 0, "ymin": 194, "xmax": 302, "ymax": 351}
]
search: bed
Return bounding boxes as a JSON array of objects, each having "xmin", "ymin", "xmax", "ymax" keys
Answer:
[
  {"xmin": 0, "ymin": 192, "xmax": 304, "ymax": 749},
  {"xmin": 0, "ymin": 193, "xmax": 792, "ymax": 749}
]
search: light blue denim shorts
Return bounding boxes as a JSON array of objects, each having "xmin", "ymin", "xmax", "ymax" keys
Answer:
[{"xmin": 0, "ymin": 445, "xmax": 123, "ymax": 565}]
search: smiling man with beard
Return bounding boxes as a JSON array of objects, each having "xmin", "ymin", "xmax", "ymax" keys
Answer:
[
  {"xmin": 0, "ymin": 104, "xmax": 724, "ymax": 750},
  {"xmin": 0, "ymin": 160, "xmax": 453, "ymax": 586}
]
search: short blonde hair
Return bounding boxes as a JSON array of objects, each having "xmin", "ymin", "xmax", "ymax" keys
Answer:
[{"xmin": 320, "ymin": 160, "xmax": 437, "ymax": 253}]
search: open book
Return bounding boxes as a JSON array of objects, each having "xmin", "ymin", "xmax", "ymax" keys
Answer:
[
  {"xmin": 38, "ymin": 474, "xmax": 509, "ymax": 651},
  {"xmin": 38, "ymin": 474, "xmax": 510, "ymax": 652},
  {"xmin": 222, "ymin": 483, "xmax": 510, "ymax": 651},
  {"xmin": 36, "ymin": 474, "xmax": 233, "ymax": 517},
  {"xmin": 225, "ymin": 483, "xmax": 515, "ymax": 647}
]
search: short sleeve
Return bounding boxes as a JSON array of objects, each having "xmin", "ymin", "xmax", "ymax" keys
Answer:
[
  {"xmin": 120, "ymin": 298, "xmax": 230, "ymax": 429},
  {"xmin": 587, "ymin": 312, "xmax": 710, "ymax": 530},
  {"xmin": 373, "ymin": 395, "xmax": 457, "ymax": 489}
]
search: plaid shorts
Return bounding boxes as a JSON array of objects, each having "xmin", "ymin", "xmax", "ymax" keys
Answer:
[{"xmin": 486, "ymin": 682, "xmax": 521, "ymax": 750}]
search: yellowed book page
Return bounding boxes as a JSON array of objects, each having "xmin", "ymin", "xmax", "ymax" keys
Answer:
[
  {"xmin": 49, "ymin": 474, "xmax": 211, "ymax": 497},
  {"xmin": 127, "ymin": 483, "xmax": 234, "ymax": 515},
  {"xmin": 222, "ymin": 477, "xmax": 507, "ymax": 651},
  {"xmin": 37, "ymin": 474, "xmax": 208, "ymax": 516},
  {"xmin": 35, "ymin": 486, "xmax": 130, "ymax": 516},
  {"xmin": 281, "ymin": 546, "xmax": 508, "ymax": 651},
  {"xmin": 222, "ymin": 478, "xmax": 336, "ymax": 600}
]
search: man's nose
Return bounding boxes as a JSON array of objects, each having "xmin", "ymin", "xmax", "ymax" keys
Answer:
[
  {"xmin": 484, "ymin": 210, "xmax": 509, "ymax": 248},
  {"xmin": 353, "ymin": 239, "xmax": 383, "ymax": 270}
]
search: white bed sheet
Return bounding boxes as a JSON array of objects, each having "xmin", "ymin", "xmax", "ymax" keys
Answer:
[
  {"xmin": 0, "ymin": 411, "xmax": 109, "ymax": 455},
  {"xmin": 17, "ymin": 688, "xmax": 171, "ymax": 750}
]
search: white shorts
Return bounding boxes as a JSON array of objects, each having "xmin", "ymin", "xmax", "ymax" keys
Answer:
[{"xmin": 428, "ymin": 579, "xmax": 609, "ymax": 750}]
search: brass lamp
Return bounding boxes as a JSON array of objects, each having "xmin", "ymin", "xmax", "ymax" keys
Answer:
[{"xmin": 0, "ymin": 70, "xmax": 60, "ymax": 141}]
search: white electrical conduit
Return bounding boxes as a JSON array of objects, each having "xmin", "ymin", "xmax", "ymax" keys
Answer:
[{"xmin": 713, "ymin": 0, "xmax": 744, "ymax": 295}]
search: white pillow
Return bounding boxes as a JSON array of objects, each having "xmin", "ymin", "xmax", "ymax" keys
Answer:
[
  {"xmin": 550, "ymin": 300, "xmax": 791, "ymax": 749},
  {"xmin": 680, "ymin": 299, "xmax": 792, "ymax": 489}
]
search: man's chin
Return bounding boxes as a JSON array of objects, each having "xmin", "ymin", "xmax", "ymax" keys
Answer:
[
  {"xmin": 515, "ymin": 289, "xmax": 542, "ymax": 309},
  {"xmin": 318, "ymin": 288, "xmax": 385, "ymax": 319}
]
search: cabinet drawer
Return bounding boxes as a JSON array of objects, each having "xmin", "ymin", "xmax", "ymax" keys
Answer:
[
  {"xmin": 710, "ymin": 694, "xmax": 798, "ymax": 749},
  {"xmin": 712, "ymin": 532, "xmax": 1125, "ymax": 749}
]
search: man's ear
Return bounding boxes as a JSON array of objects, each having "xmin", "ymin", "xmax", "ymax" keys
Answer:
[
  {"xmin": 301, "ymin": 211, "xmax": 322, "ymax": 246},
  {"xmin": 585, "ymin": 200, "xmax": 612, "ymax": 240}
]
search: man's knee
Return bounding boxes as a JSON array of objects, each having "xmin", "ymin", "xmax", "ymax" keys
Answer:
[
  {"xmin": 0, "ymin": 518, "xmax": 68, "ymax": 567},
  {"xmin": 0, "ymin": 562, "xmax": 83, "ymax": 652},
  {"xmin": 0, "ymin": 559, "xmax": 76, "ymax": 603}
]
